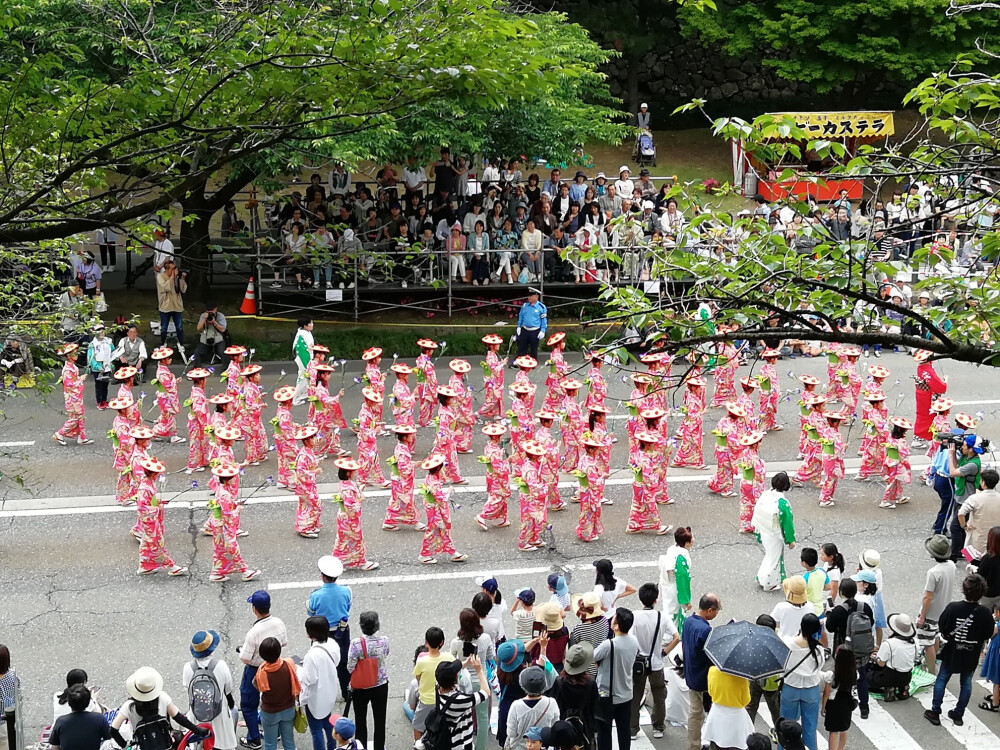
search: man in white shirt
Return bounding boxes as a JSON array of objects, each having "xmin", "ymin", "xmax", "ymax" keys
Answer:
[
  {"xmin": 152, "ymin": 228, "xmax": 174, "ymax": 272},
  {"xmin": 239, "ymin": 591, "xmax": 288, "ymax": 750},
  {"xmin": 401, "ymin": 157, "xmax": 428, "ymax": 198},
  {"xmin": 630, "ymin": 584, "xmax": 679, "ymax": 740},
  {"xmin": 614, "ymin": 166, "xmax": 634, "ymax": 200},
  {"xmin": 958, "ymin": 468, "xmax": 1000, "ymax": 556},
  {"xmin": 297, "ymin": 616, "xmax": 340, "ymax": 744},
  {"xmin": 59, "ymin": 282, "xmax": 85, "ymax": 334}
]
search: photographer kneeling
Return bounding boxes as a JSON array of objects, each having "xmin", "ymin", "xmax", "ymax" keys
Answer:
[
  {"xmin": 191, "ymin": 302, "xmax": 228, "ymax": 365},
  {"xmin": 930, "ymin": 432, "xmax": 986, "ymax": 560}
]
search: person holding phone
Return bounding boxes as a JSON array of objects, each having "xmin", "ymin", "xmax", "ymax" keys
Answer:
[{"xmin": 450, "ymin": 609, "xmax": 496, "ymax": 750}]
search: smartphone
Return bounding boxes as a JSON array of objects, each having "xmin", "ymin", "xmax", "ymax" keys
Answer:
[
  {"xmin": 462, "ymin": 641, "xmax": 478, "ymax": 657},
  {"xmin": 532, "ymin": 621, "xmax": 546, "ymax": 637}
]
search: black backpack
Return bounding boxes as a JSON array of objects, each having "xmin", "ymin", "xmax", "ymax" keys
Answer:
[
  {"xmin": 132, "ymin": 711, "xmax": 174, "ymax": 750},
  {"xmin": 419, "ymin": 693, "xmax": 457, "ymax": 750},
  {"xmin": 843, "ymin": 600, "xmax": 876, "ymax": 665}
]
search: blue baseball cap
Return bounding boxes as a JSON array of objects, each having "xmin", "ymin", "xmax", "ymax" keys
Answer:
[
  {"xmin": 475, "ymin": 576, "xmax": 499, "ymax": 593},
  {"xmin": 965, "ymin": 434, "xmax": 985, "ymax": 454},
  {"xmin": 524, "ymin": 727, "xmax": 543, "ymax": 741},
  {"xmin": 247, "ymin": 590, "xmax": 270, "ymax": 609},
  {"xmin": 852, "ymin": 570, "xmax": 877, "ymax": 584},
  {"xmin": 333, "ymin": 717, "xmax": 355, "ymax": 739}
]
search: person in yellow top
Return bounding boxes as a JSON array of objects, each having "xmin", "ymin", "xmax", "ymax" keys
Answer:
[
  {"xmin": 411, "ymin": 626, "xmax": 456, "ymax": 741},
  {"xmin": 701, "ymin": 666, "xmax": 754, "ymax": 748}
]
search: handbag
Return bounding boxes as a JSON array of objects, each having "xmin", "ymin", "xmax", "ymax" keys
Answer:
[
  {"xmin": 293, "ymin": 705, "xmax": 308, "ymax": 734},
  {"xmin": 349, "ymin": 637, "xmax": 379, "ymax": 690},
  {"xmin": 633, "ymin": 612, "xmax": 660, "ymax": 677}
]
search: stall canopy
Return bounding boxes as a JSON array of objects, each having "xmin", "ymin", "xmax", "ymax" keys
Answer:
[{"xmin": 733, "ymin": 111, "xmax": 895, "ymax": 201}]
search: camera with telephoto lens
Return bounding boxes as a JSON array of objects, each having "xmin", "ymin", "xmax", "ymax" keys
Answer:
[{"xmin": 937, "ymin": 433, "xmax": 966, "ymax": 448}]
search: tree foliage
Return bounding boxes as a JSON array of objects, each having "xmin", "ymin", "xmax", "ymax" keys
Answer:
[
  {"xmin": 583, "ymin": 47, "xmax": 1000, "ymax": 368},
  {"xmin": 677, "ymin": 0, "xmax": 999, "ymax": 92},
  {"xmin": 0, "ymin": 0, "xmax": 623, "ymax": 245}
]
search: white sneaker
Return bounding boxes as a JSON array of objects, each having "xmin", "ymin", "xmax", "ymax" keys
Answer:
[
  {"xmin": 270, "ymin": 282, "xmax": 282, "ymax": 288},
  {"xmin": 339, "ymin": 282, "xmax": 345, "ymax": 289},
  {"xmin": 170, "ymin": 436, "xmax": 187, "ymax": 444},
  {"xmin": 653, "ymin": 730, "xmax": 664, "ymax": 739},
  {"xmin": 348, "ymin": 282, "xmax": 356, "ymax": 289},
  {"xmin": 401, "ymin": 280, "xmax": 408, "ymax": 288},
  {"xmin": 109, "ymin": 265, "xmax": 116, "ymax": 272},
  {"xmin": 326, "ymin": 282, "xmax": 333, "ymax": 289},
  {"xmin": 507, "ymin": 278, "xmax": 513, "ymax": 284}
]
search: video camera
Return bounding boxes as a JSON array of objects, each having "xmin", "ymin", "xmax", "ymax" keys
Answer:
[{"xmin": 937, "ymin": 432, "xmax": 966, "ymax": 448}]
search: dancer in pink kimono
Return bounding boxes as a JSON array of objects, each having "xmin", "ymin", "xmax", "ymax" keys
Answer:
[
  {"xmin": 135, "ymin": 456, "xmax": 188, "ymax": 577},
  {"xmin": 431, "ymin": 386, "xmax": 470, "ymax": 484},
  {"xmin": 824, "ymin": 343, "xmax": 844, "ymax": 400},
  {"xmin": 792, "ymin": 396, "xmax": 828, "ymax": 488},
  {"xmin": 628, "ymin": 431, "xmax": 672, "ymax": 535},
  {"xmin": 477, "ymin": 333, "xmax": 506, "ymax": 418},
  {"xmin": 204, "ymin": 425, "xmax": 241, "ymax": 542},
  {"xmin": 271, "ymin": 386, "xmax": 298, "ymax": 489},
  {"xmin": 476, "ymin": 423, "xmax": 511, "ymax": 530},
  {"xmin": 207, "ymin": 394, "xmax": 236, "ymax": 462},
  {"xmin": 516, "ymin": 441, "xmax": 549, "ymax": 551},
  {"xmin": 310, "ymin": 346, "xmax": 346, "ymax": 429},
  {"xmin": 224, "ymin": 345, "xmax": 246, "ymax": 398},
  {"xmin": 757, "ymin": 349, "xmax": 781, "ymax": 432},
  {"xmin": 881, "ymin": 417, "xmax": 912, "ymax": 509},
  {"xmin": 185, "ymin": 368, "xmax": 212, "ymax": 473},
  {"xmin": 293, "ymin": 424, "xmax": 323, "ymax": 538},
  {"xmin": 856, "ymin": 391, "xmax": 889, "ymax": 482},
  {"xmin": 867, "ymin": 364, "xmax": 890, "ymax": 398},
  {"xmin": 415, "ymin": 339, "xmax": 439, "ymax": 427},
  {"xmin": 310, "ymin": 365, "xmax": 344, "ymax": 457},
  {"xmin": 357, "ymin": 388, "xmax": 388, "ymax": 486},
  {"xmin": 448, "ymin": 359, "xmax": 475, "ymax": 453},
  {"xmin": 53, "ymin": 344, "xmax": 92, "ymax": 445},
  {"xmin": 110, "ymin": 395, "xmax": 137, "ymax": 505},
  {"xmin": 508, "ymin": 382, "xmax": 536, "ymax": 474},
  {"xmin": 150, "ymin": 347, "xmax": 185, "ymax": 443},
  {"xmin": 542, "ymin": 332, "xmax": 571, "ymax": 412},
  {"xmin": 362, "ymin": 346, "xmax": 386, "ymax": 428},
  {"xmin": 707, "ymin": 402, "xmax": 745, "ymax": 498},
  {"xmin": 919, "ymin": 398, "xmax": 953, "ymax": 482},
  {"xmin": 840, "ymin": 347, "xmax": 863, "ymax": 414},
  {"xmin": 512, "ymin": 355, "xmax": 538, "ymax": 410},
  {"xmin": 306, "ymin": 344, "xmax": 329, "ymax": 388},
  {"xmin": 534, "ymin": 410, "xmax": 564, "ymax": 511},
  {"xmin": 795, "ymin": 375, "xmax": 821, "ymax": 458},
  {"xmin": 114, "ymin": 366, "xmax": 141, "ymax": 425},
  {"xmin": 584, "ymin": 351, "xmax": 607, "ymax": 410},
  {"xmin": 418, "ymin": 453, "xmax": 468, "ymax": 564},
  {"xmin": 125, "ymin": 425, "xmax": 153, "ymax": 538},
  {"xmin": 710, "ymin": 339, "xmax": 740, "ymax": 408},
  {"xmin": 390, "ymin": 363, "xmax": 416, "ymax": 428},
  {"xmin": 241, "ymin": 364, "xmax": 268, "ymax": 465},
  {"xmin": 737, "ymin": 430, "xmax": 766, "ymax": 532},
  {"xmin": 559, "ymin": 378, "xmax": 585, "ymax": 472},
  {"xmin": 332, "ymin": 456, "xmax": 380, "ymax": 570},
  {"xmin": 588, "ymin": 406, "xmax": 613, "ymax": 482},
  {"xmin": 383, "ymin": 424, "xmax": 421, "ymax": 530},
  {"xmin": 671, "ymin": 376, "xmax": 707, "ymax": 469},
  {"xmin": 209, "ymin": 463, "xmax": 261, "ymax": 582},
  {"xmin": 574, "ymin": 436, "xmax": 606, "ymax": 542},
  {"xmin": 736, "ymin": 376, "xmax": 759, "ymax": 426},
  {"xmin": 817, "ymin": 411, "xmax": 846, "ymax": 508}
]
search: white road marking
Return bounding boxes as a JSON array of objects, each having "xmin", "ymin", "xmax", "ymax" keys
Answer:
[
  {"xmin": 949, "ymin": 399, "xmax": 1000, "ymax": 406},
  {"xmin": 269, "ymin": 559, "xmax": 662, "ymax": 591},
  {"xmin": 0, "ymin": 440, "xmax": 35, "ymax": 447},
  {"xmin": 858, "ymin": 699, "xmax": 923, "ymax": 750},
  {"xmin": 916, "ymin": 689, "xmax": 997, "ymax": 750}
]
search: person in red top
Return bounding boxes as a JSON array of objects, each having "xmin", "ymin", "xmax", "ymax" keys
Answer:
[{"xmin": 913, "ymin": 350, "xmax": 947, "ymax": 447}]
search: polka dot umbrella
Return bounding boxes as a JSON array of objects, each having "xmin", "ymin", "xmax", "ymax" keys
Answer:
[{"xmin": 703, "ymin": 620, "xmax": 791, "ymax": 680}]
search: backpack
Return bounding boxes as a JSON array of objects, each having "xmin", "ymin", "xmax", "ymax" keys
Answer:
[
  {"xmin": 188, "ymin": 656, "xmax": 224, "ymax": 722},
  {"xmin": 844, "ymin": 601, "xmax": 875, "ymax": 664},
  {"xmin": 350, "ymin": 638, "xmax": 379, "ymax": 690},
  {"xmin": 132, "ymin": 710, "xmax": 174, "ymax": 750},
  {"xmin": 419, "ymin": 693, "xmax": 457, "ymax": 750}
]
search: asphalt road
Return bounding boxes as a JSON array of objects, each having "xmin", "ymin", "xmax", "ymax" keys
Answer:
[{"xmin": 2, "ymin": 349, "xmax": 1000, "ymax": 750}]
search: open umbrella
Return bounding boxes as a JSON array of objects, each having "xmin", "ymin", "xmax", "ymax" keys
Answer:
[{"xmin": 703, "ymin": 620, "xmax": 790, "ymax": 680}]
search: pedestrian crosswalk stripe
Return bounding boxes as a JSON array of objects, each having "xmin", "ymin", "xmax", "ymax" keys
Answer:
[
  {"xmin": 916, "ymin": 689, "xmax": 998, "ymax": 750},
  {"xmin": 858, "ymin": 699, "xmax": 921, "ymax": 750}
]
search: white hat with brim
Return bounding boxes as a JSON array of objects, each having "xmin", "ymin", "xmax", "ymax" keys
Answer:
[
  {"xmin": 318, "ymin": 555, "xmax": 344, "ymax": 579},
  {"xmin": 126, "ymin": 667, "xmax": 164, "ymax": 702}
]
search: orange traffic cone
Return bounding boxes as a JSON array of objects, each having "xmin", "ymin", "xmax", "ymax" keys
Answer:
[{"xmin": 239, "ymin": 277, "xmax": 257, "ymax": 315}]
